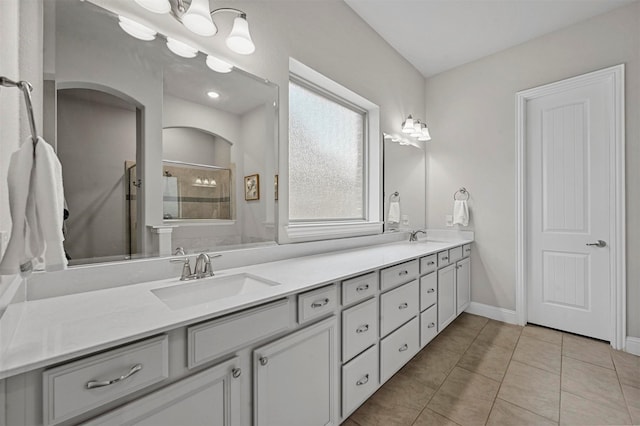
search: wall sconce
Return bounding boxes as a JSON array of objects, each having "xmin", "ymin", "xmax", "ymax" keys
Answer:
[
  {"xmin": 134, "ymin": 0, "xmax": 255, "ymax": 55},
  {"xmin": 384, "ymin": 114, "xmax": 432, "ymax": 148}
]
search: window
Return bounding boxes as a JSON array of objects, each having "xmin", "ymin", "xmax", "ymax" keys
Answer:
[{"xmin": 286, "ymin": 59, "xmax": 381, "ymax": 242}]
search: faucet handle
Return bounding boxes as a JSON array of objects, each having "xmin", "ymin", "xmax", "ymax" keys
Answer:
[
  {"xmin": 203, "ymin": 254, "xmax": 222, "ymax": 277},
  {"xmin": 170, "ymin": 257, "xmax": 192, "ymax": 280}
]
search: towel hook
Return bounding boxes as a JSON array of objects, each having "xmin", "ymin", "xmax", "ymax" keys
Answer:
[
  {"xmin": 454, "ymin": 187, "xmax": 469, "ymax": 200},
  {"xmin": 1, "ymin": 76, "xmax": 39, "ymax": 155}
]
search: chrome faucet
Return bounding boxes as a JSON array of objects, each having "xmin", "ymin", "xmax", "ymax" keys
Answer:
[
  {"xmin": 409, "ymin": 229, "xmax": 427, "ymax": 242},
  {"xmin": 170, "ymin": 253, "xmax": 222, "ymax": 280}
]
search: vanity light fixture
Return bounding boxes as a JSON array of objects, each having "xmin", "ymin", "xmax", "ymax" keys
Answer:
[
  {"xmin": 182, "ymin": 0, "xmax": 217, "ymax": 36},
  {"xmin": 118, "ymin": 16, "xmax": 157, "ymax": 41},
  {"xmin": 134, "ymin": 0, "xmax": 171, "ymax": 14},
  {"xmin": 401, "ymin": 115, "xmax": 415, "ymax": 133},
  {"xmin": 401, "ymin": 115, "xmax": 432, "ymax": 142},
  {"xmin": 207, "ymin": 91, "xmax": 220, "ymax": 99},
  {"xmin": 166, "ymin": 37, "xmax": 198, "ymax": 58},
  {"xmin": 206, "ymin": 55, "xmax": 233, "ymax": 73}
]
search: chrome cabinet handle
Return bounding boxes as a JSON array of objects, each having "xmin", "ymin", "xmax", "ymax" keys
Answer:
[
  {"xmin": 442, "ymin": 256, "xmax": 449, "ymax": 260},
  {"xmin": 259, "ymin": 357, "xmax": 268, "ymax": 366},
  {"xmin": 428, "ymin": 322, "xmax": 436, "ymax": 328},
  {"xmin": 86, "ymin": 364, "xmax": 142, "ymax": 389},
  {"xmin": 356, "ymin": 284, "xmax": 369, "ymax": 292},
  {"xmin": 398, "ymin": 302, "xmax": 408, "ymax": 310},
  {"xmin": 398, "ymin": 270, "xmax": 408, "ymax": 276},
  {"xmin": 427, "ymin": 288, "xmax": 435, "ymax": 294},
  {"xmin": 232, "ymin": 368, "xmax": 241, "ymax": 378},
  {"xmin": 356, "ymin": 374, "xmax": 369, "ymax": 386},
  {"xmin": 356, "ymin": 324, "xmax": 369, "ymax": 334},
  {"xmin": 427, "ymin": 261, "xmax": 435, "ymax": 266},
  {"xmin": 586, "ymin": 240, "xmax": 607, "ymax": 248},
  {"xmin": 398, "ymin": 344, "xmax": 409, "ymax": 352},
  {"xmin": 311, "ymin": 298, "xmax": 330, "ymax": 308}
]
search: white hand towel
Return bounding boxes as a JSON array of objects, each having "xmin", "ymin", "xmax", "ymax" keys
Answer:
[
  {"xmin": 453, "ymin": 200, "xmax": 469, "ymax": 227},
  {"xmin": 0, "ymin": 138, "xmax": 67, "ymax": 276},
  {"xmin": 388, "ymin": 201, "xmax": 400, "ymax": 224}
]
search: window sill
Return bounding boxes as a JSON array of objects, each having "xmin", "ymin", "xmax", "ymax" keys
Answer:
[{"xmin": 285, "ymin": 221, "xmax": 383, "ymax": 243}]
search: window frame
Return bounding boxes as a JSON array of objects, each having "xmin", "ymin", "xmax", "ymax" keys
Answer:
[{"xmin": 283, "ymin": 58, "xmax": 381, "ymax": 243}]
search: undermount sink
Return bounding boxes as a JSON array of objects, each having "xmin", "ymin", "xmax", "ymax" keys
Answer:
[{"xmin": 152, "ymin": 273, "xmax": 281, "ymax": 310}]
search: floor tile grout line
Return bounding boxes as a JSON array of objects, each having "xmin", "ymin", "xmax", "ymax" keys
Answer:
[{"xmin": 593, "ymin": 347, "xmax": 635, "ymax": 423}]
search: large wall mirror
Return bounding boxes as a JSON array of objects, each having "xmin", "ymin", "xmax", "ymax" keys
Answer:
[{"xmin": 43, "ymin": 0, "xmax": 279, "ymax": 266}]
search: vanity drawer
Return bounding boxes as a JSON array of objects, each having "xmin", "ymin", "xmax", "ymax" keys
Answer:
[
  {"xmin": 380, "ymin": 259, "xmax": 419, "ymax": 291},
  {"xmin": 342, "ymin": 272, "xmax": 378, "ymax": 306},
  {"xmin": 380, "ymin": 279, "xmax": 419, "ymax": 337},
  {"xmin": 298, "ymin": 284, "xmax": 338, "ymax": 324},
  {"xmin": 42, "ymin": 335, "xmax": 169, "ymax": 426},
  {"xmin": 188, "ymin": 299, "xmax": 291, "ymax": 368},
  {"xmin": 437, "ymin": 251, "xmax": 450, "ymax": 267},
  {"xmin": 342, "ymin": 298, "xmax": 378, "ymax": 362},
  {"xmin": 420, "ymin": 272, "xmax": 437, "ymax": 312},
  {"xmin": 420, "ymin": 304, "xmax": 438, "ymax": 347},
  {"xmin": 420, "ymin": 254, "xmax": 437, "ymax": 275},
  {"xmin": 342, "ymin": 344, "xmax": 379, "ymax": 417},
  {"xmin": 380, "ymin": 317, "xmax": 419, "ymax": 382},
  {"xmin": 463, "ymin": 244, "xmax": 472, "ymax": 257},
  {"xmin": 449, "ymin": 246, "xmax": 463, "ymax": 263}
]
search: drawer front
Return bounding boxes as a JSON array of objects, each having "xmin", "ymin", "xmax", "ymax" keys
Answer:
[
  {"xmin": 449, "ymin": 246, "xmax": 463, "ymax": 263},
  {"xmin": 342, "ymin": 344, "xmax": 379, "ymax": 417},
  {"xmin": 420, "ymin": 254, "xmax": 437, "ymax": 275},
  {"xmin": 380, "ymin": 280, "xmax": 419, "ymax": 337},
  {"xmin": 342, "ymin": 272, "xmax": 378, "ymax": 306},
  {"xmin": 380, "ymin": 317, "xmax": 419, "ymax": 382},
  {"xmin": 420, "ymin": 305, "xmax": 438, "ymax": 347},
  {"xmin": 188, "ymin": 299, "xmax": 291, "ymax": 368},
  {"xmin": 437, "ymin": 251, "xmax": 450, "ymax": 267},
  {"xmin": 42, "ymin": 335, "xmax": 169, "ymax": 426},
  {"xmin": 463, "ymin": 244, "xmax": 472, "ymax": 257},
  {"xmin": 298, "ymin": 284, "xmax": 338, "ymax": 324},
  {"xmin": 342, "ymin": 298, "xmax": 378, "ymax": 362},
  {"xmin": 380, "ymin": 259, "xmax": 419, "ymax": 291},
  {"xmin": 419, "ymin": 272, "xmax": 437, "ymax": 312}
]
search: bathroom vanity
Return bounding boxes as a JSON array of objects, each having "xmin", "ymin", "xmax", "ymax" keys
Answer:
[{"xmin": 0, "ymin": 238, "xmax": 472, "ymax": 425}]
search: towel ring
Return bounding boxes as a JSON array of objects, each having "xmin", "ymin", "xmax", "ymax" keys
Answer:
[
  {"xmin": 454, "ymin": 187, "xmax": 469, "ymax": 200},
  {"xmin": 390, "ymin": 191, "xmax": 400, "ymax": 202}
]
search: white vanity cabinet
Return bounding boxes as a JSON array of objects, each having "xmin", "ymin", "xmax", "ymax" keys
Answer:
[
  {"xmin": 437, "ymin": 263, "xmax": 457, "ymax": 330},
  {"xmin": 84, "ymin": 357, "xmax": 242, "ymax": 426},
  {"xmin": 456, "ymin": 257, "xmax": 471, "ymax": 315},
  {"xmin": 253, "ymin": 316, "xmax": 339, "ymax": 426}
]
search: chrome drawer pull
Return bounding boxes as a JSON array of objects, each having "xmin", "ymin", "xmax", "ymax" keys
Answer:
[
  {"xmin": 259, "ymin": 357, "xmax": 268, "ymax": 366},
  {"xmin": 311, "ymin": 298, "xmax": 330, "ymax": 308},
  {"xmin": 356, "ymin": 324, "xmax": 369, "ymax": 334},
  {"xmin": 398, "ymin": 270, "xmax": 408, "ymax": 276},
  {"xmin": 427, "ymin": 288, "xmax": 435, "ymax": 294},
  {"xmin": 356, "ymin": 374, "xmax": 369, "ymax": 386},
  {"xmin": 398, "ymin": 344, "xmax": 409, "ymax": 352},
  {"xmin": 86, "ymin": 364, "xmax": 142, "ymax": 389},
  {"xmin": 427, "ymin": 261, "xmax": 435, "ymax": 266},
  {"xmin": 398, "ymin": 302, "xmax": 408, "ymax": 310},
  {"xmin": 428, "ymin": 322, "xmax": 436, "ymax": 328},
  {"xmin": 442, "ymin": 256, "xmax": 449, "ymax": 260},
  {"xmin": 232, "ymin": 368, "xmax": 242, "ymax": 378},
  {"xmin": 356, "ymin": 284, "xmax": 369, "ymax": 292}
]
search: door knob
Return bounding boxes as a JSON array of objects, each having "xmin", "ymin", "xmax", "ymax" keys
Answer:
[{"xmin": 586, "ymin": 240, "xmax": 607, "ymax": 248}]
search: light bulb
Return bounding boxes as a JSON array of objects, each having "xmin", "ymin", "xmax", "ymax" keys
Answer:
[
  {"xmin": 182, "ymin": 0, "xmax": 217, "ymax": 36},
  {"xmin": 166, "ymin": 37, "xmax": 198, "ymax": 58},
  {"xmin": 402, "ymin": 115, "xmax": 414, "ymax": 133},
  {"xmin": 134, "ymin": 0, "xmax": 170, "ymax": 14},
  {"xmin": 418, "ymin": 127, "xmax": 431, "ymax": 141},
  {"xmin": 210, "ymin": 179, "xmax": 217, "ymax": 187},
  {"xmin": 118, "ymin": 16, "xmax": 157, "ymax": 41},
  {"xmin": 203, "ymin": 178, "xmax": 210, "ymax": 185},
  {"xmin": 226, "ymin": 15, "xmax": 255, "ymax": 55},
  {"xmin": 206, "ymin": 55, "xmax": 233, "ymax": 73},
  {"xmin": 195, "ymin": 177, "xmax": 202, "ymax": 184},
  {"xmin": 207, "ymin": 91, "xmax": 220, "ymax": 99}
]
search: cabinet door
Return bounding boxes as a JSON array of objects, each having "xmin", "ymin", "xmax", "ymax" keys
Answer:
[
  {"xmin": 254, "ymin": 317, "xmax": 338, "ymax": 426},
  {"xmin": 438, "ymin": 264, "xmax": 457, "ymax": 330},
  {"xmin": 84, "ymin": 357, "xmax": 241, "ymax": 426},
  {"xmin": 456, "ymin": 257, "xmax": 471, "ymax": 315}
]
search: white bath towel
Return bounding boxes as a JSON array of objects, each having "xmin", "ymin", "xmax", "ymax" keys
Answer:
[
  {"xmin": 0, "ymin": 138, "xmax": 67, "ymax": 276},
  {"xmin": 453, "ymin": 200, "xmax": 469, "ymax": 227},
  {"xmin": 388, "ymin": 201, "xmax": 400, "ymax": 224}
]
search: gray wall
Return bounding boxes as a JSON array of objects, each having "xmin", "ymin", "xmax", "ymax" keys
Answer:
[
  {"xmin": 163, "ymin": 127, "xmax": 231, "ymax": 166},
  {"xmin": 424, "ymin": 2, "xmax": 640, "ymax": 336}
]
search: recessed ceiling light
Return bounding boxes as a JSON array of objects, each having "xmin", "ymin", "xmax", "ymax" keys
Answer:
[{"xmin": 207, "ymin": 91, "xmax": 220, "ymax": 99}]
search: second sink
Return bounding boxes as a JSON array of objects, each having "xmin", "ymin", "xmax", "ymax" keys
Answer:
[{"xmin": 152, "ymin": 273, "xmax": 281, "ymax": 310}]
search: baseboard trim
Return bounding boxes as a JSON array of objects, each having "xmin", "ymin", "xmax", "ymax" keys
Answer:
[
  {"xmin": 465, "ymin": 302, "xmax": 518, "ymax": 325},
  {"xmin": 626, "ymin": 337, "xmax": 640, "ymax": 356}
]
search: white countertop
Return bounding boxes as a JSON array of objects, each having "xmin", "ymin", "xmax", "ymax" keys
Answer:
[{"xmin": 0, "ymin": 238, "xmax": 471, "ymax": 380}]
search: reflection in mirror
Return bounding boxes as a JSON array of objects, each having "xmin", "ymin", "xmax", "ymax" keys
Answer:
[{"xmin": 44, "ymin": 0, "xmax": 279, "ymax": 265}]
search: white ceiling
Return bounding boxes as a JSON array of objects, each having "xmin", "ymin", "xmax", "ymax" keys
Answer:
[{"xmin": 344, "ymin": 0, "xmax": 637, "ymax": 77}]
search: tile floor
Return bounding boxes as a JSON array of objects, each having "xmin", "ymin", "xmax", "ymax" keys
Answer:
[{"xmin": 346, "ymin": 313, "xmax": 640, "ymax": 426}]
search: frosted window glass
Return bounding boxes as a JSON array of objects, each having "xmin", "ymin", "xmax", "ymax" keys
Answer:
[{"xmin": 289, "ymin": 81, "xmax": 365, "ymax": 221}]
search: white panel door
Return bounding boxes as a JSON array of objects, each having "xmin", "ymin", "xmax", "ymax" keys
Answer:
[{"xmin": 526, "ymin": 75, "xmax": 612, "ymax": 340}]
